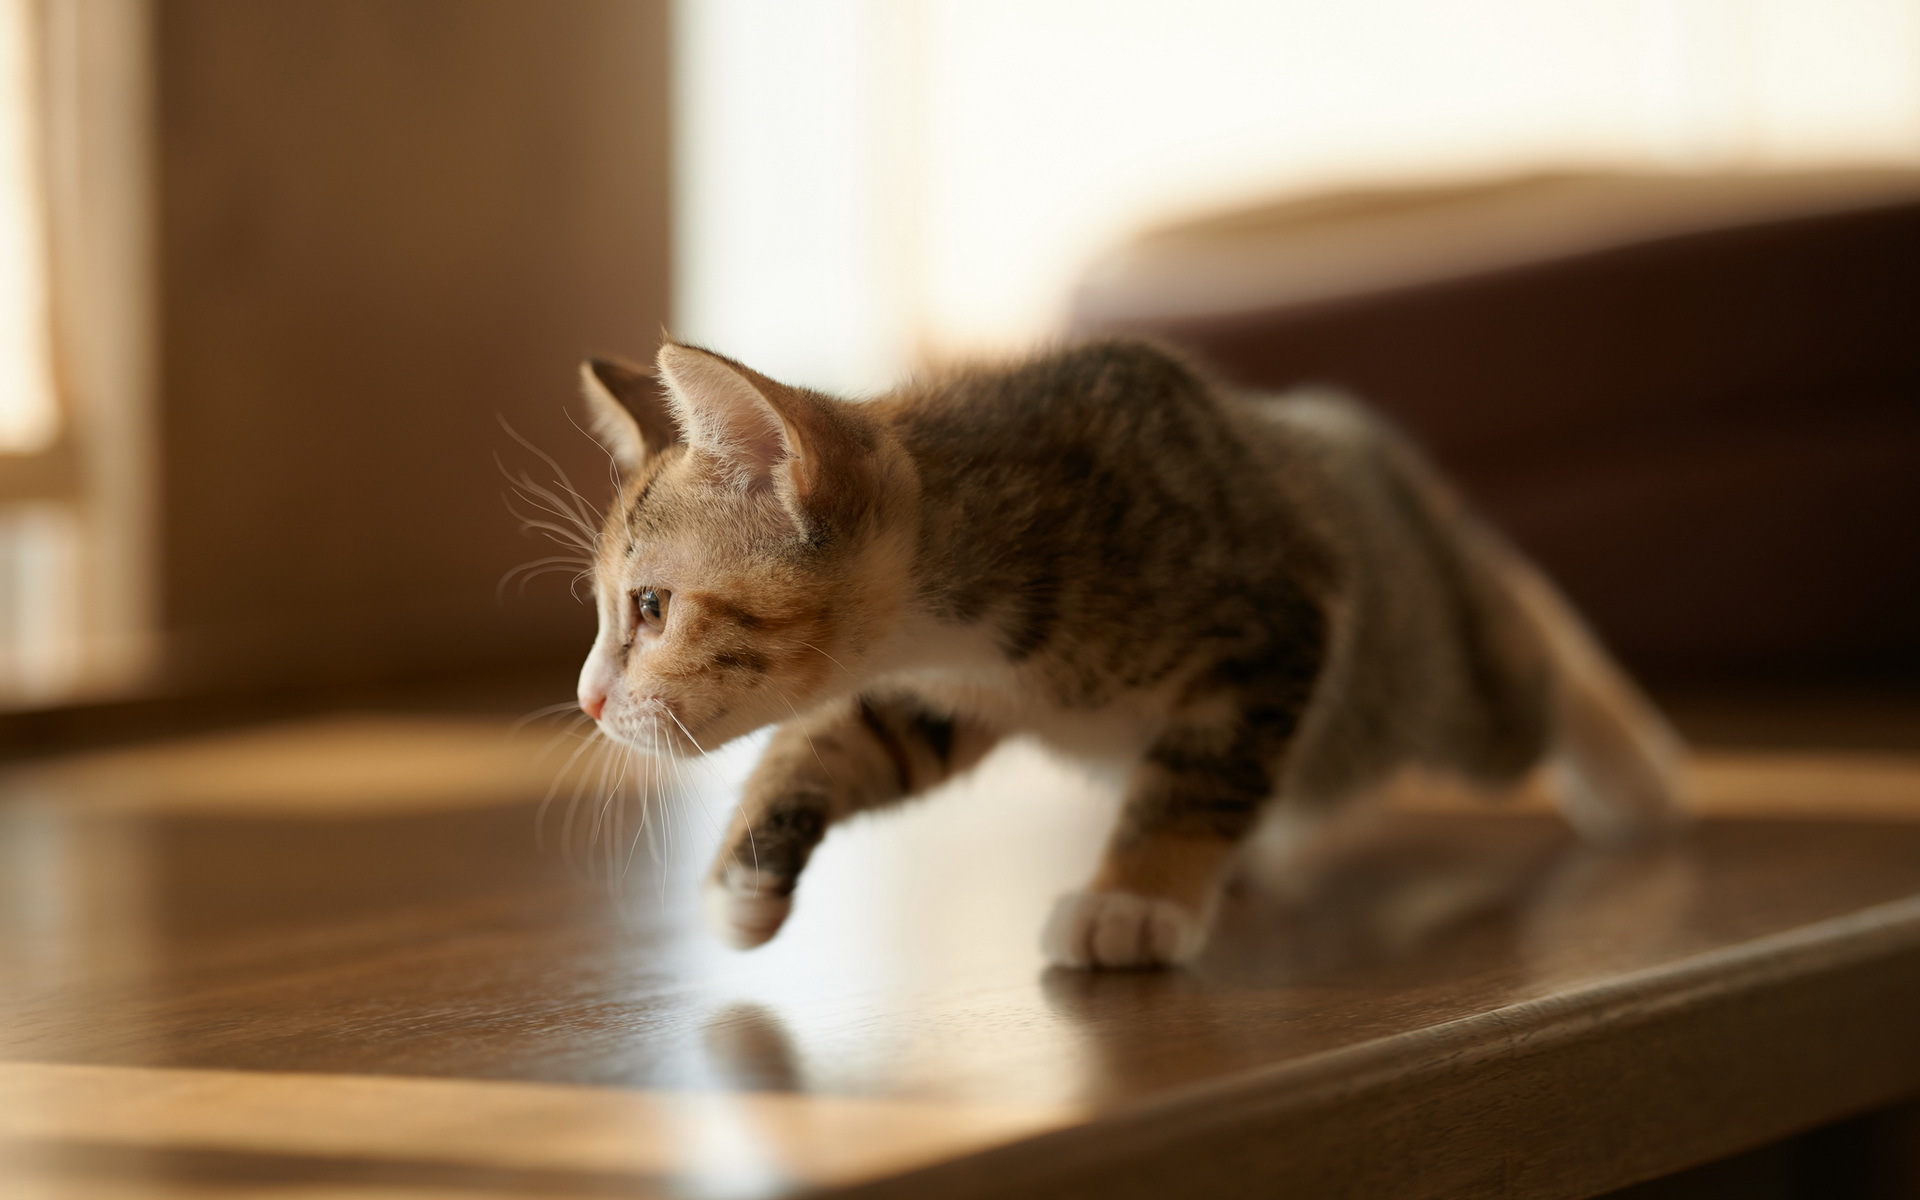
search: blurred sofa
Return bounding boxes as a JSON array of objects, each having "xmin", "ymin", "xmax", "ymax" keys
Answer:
[{"xmin": 1072, "ymin": 171, "xmax": 1920, "ymax": 684}]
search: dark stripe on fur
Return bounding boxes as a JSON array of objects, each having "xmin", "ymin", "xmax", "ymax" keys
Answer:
[
  {"xmin": 747, "ymin": 801, "xmax": 827, "ymax": 890},
  {"xmin": 704, "ymin": 597, "xmax": 766, "ymax": 630},
  {"xmin": 1138, "ymin": 739, "xmax": 1275, "ymax": 840},
  {"xmin": 857, "ymin": 698, "xmax": 914, "ymax": 794},
  {"xmin": 905, "ymin": 706, "xmax": 956, "ymax": 767},
  {"xmin": 713, "ymin": 650, "xmax": 769, "ymax": 674}
]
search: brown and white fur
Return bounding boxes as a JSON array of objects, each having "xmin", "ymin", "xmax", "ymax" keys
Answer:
[{"xmin": 573, "ymin": 339, "xmax": 1686, "ymax": 970}]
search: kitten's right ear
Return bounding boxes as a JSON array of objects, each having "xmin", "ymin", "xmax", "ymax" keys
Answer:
[{"xmin": 580, "ymin": 356, "xmax": 682, "ymax": 469}]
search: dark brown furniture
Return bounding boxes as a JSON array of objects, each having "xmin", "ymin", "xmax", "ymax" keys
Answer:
[{"xmin": 1072, "ymin": 172, "xmax": 1920, "ymax": 684}]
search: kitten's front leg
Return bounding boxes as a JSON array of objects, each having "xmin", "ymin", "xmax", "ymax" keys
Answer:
[
  {"xmin": 704, "ymin": 693, "xmax": 998, "ymax": 948},
  {"xmin": 1044, "ymin": 727, "xmax": 1277, "ymax": 969}
]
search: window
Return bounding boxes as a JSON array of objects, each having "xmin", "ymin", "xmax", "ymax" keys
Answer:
[
  {"xmin": 0, "ymin": 0, "xmax": 152, "ymax": 708},
  {"xmin": 676, "ymin": 0, "xmax": 1920, "ymax": 392},
  {"xmin": 0, "ymin": 0, "xmax": 56, "ymax": 453}
]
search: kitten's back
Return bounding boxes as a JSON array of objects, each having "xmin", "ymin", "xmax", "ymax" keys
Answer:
[{"xmin": 889, "ymin": 341, "xmax": 1683, "ymax": 841}]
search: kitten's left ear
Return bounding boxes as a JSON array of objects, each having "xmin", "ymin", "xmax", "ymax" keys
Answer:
[{"xmin": 580, "ymin": 356, "xmax": 682, "ymax": 469}]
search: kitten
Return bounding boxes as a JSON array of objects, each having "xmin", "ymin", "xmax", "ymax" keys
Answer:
[{"xmin": 574, "ymin": 339, "xmax": 1685, "ymax": 969}]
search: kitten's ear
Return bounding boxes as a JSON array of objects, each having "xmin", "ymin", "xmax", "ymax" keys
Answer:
[
  {"xmin": 655, "ymin": 344, "xmax": 811, "ymax": 498},
  {"xmin": 580, "ymin": 356, "xmax": 682, "ymax": 469}
]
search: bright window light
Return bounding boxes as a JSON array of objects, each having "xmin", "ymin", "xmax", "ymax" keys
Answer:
[
  {"xmin": 676, "ymin": 0, "xmax": 1920, "ymax": 388},
  {"xmin": 0, "ymin": 0, "xmax": 57, "ymax": 453}
]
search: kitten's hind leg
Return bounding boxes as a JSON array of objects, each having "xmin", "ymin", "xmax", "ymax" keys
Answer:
[
  {"xmin": 704, "ymin": 694, "xmax": 999, "ymax": 949},
  {"xmin": 1500, "ymin": 554, "xmax": 1690, "ymax": 846},
  {"xmin": 1044, "ymin": 725, "xmax": 1278, "ymax": 970}
]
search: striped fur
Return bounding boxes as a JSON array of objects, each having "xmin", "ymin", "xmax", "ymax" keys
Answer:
[{"xmin": 576, "ymin": 339, "xmax": 1686, "ymax": 968}]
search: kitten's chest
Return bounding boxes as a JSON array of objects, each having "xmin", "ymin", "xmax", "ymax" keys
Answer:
[
  {"xmin": 894, "ymin": 667, "xmax": 1172, "ymax": 764},
  {"xmin": 870, "ymin": 615, "xmax": 1179, "ymax": 761}
]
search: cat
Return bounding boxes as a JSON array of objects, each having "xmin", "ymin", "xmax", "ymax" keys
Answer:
[{"xmin": 573, "ymin": 338, "xmax": 1686, "ymax": 969}]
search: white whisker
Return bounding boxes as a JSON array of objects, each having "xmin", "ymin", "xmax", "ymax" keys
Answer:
[
  {"xmin": 779, "ymin": 694, "xmax": 831, "ymax": 781},
  {"xmin": 766, "ymin": 635, "xmax": 858, "ymax": 682},
  {"xmin": 564, "ymin": 407, "xmax": 628, "ymax": 480},
  {"xmin": 535, "ymin": 723, "xmax": 604, "ymax": 853},
  {"xmin": 501, "ymin": 496, "xmax": 597, "ymax": 555},
  {"xmin": 496, "ymin": 415, "xmax": 602, "ymax": 529},
  {"xmin": 555, "ymin": 733, "xmax": 609, "ymax": 871},
  {"xmin": 660, "ymin": 705, "xmax": 707, "ymax": 756},
  {"xmin": 497, "ymin": 557, "xmax": 594, "ymax": 601},
  {"xmin": 513, "ymin": 698, "xmax": 588, "ymax": 734}
]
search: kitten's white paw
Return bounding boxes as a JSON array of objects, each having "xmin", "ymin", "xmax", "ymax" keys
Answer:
[
  {"xmin": 703, "ymin": 866, "xmax": 792, "ymax": 950},
  {"xmin": 1041, "ymin": 889, "xmax": 1207, "ymax": 969}
]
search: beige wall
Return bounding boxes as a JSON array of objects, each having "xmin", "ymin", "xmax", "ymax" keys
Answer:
[{"xmin": 154, "ymin": 0, "xmax": 668, "ymax": 693}]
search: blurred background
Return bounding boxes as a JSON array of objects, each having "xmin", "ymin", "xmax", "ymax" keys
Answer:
[
  {"xmin": 2, "ymin": 0, "xmax": 1918, "ymax": 727},
  {"xmin": 3, "ymin": 12, "xmax": 1920, "ymax": 1195}
]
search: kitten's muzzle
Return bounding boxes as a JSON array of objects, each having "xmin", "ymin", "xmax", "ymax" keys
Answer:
[{"xmin": 598, "ymin": 697, "xmax": 702, "ymax": 757}]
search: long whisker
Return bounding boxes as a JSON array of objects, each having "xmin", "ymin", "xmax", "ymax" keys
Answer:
[
  {"xmin": 534, "ymin": 722, "xmax": 603, "ymax": 852},
  {"xmin": 494, "ymin": 457, "xmax": 601, "ymax": 557},
  {"xmin": 604, "ymin": 742, "xmax": 636, "ymax": 880},
  {"xmin": 501, "ymin": 472, "xmax": 593, "ymax": 529},
  {"xmin": 552, "ymin": 731, "xmax": 608, "ymax": 865},
  {"xmin": 497, "ymin": 557, "xmax": 594, "ymax": 601},
  {"xmin": 763, "ymin": 635, "xmax": 858, "ymax": 682},
  {"xmin": 501, "ymin": 496, "xmax": 597, "ymax": 555},
  {"xmin": 652, "ymin": 727, "xmax": 677, "ymax": 902},
  {"xmin": 588, "ymin": 735, "xmax": 623, "ymax": 851},
  {"xmin": 779, "ymin": 695, "xmax": 832, "ymax": 801},
  {"xmin": 527, "ymin": 717, "xmax": 598, "ymax": 788},
  {"xmin": 661, "ymin": 705, "xmax": 707, "ymax": 756},
  {"xmin": 579, "ymin": 734, "xmax": 621, "ymax": 872},
  {"xmin": 505, "ymin": 471, "xmax": 599, "ymax": 540},
  {"xmin": 565, "ymin": 407, "xmax": 627, "ymax": 478},
  {"xmin": 497, "ymin": 415, "xmax": 602, "ymax": 528},
  {"xmin": 495, "ymin": 457, "xmax": 599, "ymax": 541},
  {"xmin": 514, "ymin": 698, "xmax": 588, "ymax": 733},
  {"xmin": 677, "ymin": 738, "xmax": 741, "ymax": 869},
  {"xmin": 635, "ymin": 750, "xmax": 661, "ymax": 859},
  {"xmin": 622, "ymin": 743, "xmax": 660, "ymax": 879}
]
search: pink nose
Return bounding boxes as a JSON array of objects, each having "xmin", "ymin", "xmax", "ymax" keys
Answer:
[{"xmin": 579, "ymin": 689, "xmax": 607, "ymax": 721}]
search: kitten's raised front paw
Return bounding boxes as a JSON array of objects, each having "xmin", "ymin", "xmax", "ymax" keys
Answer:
[
  {"xmin": 703, "ymin": 865, "xmax": 792, "ymax": 949},
  {"xmin": 1041, "ymin": 889, "xmax": 1207, "ymax": 969}
]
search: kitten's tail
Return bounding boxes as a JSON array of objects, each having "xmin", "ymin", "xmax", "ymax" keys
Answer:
[{"xmin": 1497, "ymin": 550, "xmax": 1691, "ymax": 847}]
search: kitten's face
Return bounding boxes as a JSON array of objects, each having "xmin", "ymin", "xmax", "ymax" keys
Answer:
[
  {"xmin": 579, "ymin": 447, "xmax": 850, "ymax": 755},
  {"xmin": 573, "ymin": 345, "xmax": 889, "ymax": 755}
]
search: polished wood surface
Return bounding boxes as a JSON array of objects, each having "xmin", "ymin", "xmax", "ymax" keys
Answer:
[{"xmin": 4, "ymin": 709, "xmax": 1920, "ymax": 1197}]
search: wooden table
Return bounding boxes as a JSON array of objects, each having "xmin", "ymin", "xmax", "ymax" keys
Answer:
[{"xmin": 2, "ymin": 712, "xmax": 1919, "ymax": 1198}]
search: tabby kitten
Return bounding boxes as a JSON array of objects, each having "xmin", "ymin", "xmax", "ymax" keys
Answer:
[{"xmin": 574, "ymin": 339, "xmax": 1684, "ymax": 969}]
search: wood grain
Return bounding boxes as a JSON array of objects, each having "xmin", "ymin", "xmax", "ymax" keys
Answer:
[{"xmin": 2, "ymin": 714, "xmax": 1919, "ymax": 1197}]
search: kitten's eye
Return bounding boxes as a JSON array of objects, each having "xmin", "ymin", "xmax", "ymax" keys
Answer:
[{"xmin": 635, "ymin": 588, "xmax": 668, "ymax": 631}]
